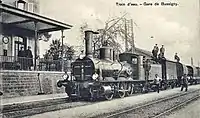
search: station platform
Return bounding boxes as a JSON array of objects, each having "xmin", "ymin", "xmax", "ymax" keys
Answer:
[
  {"xmin": 1, "ymin": 93, "xmax": 68, "ymax": 106},
  {"xmin": 27, "ymin": 84, "xmax": 200, "ymax": 118}
]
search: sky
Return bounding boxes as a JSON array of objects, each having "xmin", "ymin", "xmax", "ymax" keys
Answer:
[{"xmin": 39, "ymin": 0, "xmax": 199, "ymax": 66}]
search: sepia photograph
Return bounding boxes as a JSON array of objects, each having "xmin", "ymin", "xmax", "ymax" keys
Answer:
[{"xmin": 0, "ymin": 0, "xmax": 200, "ymax": 118}]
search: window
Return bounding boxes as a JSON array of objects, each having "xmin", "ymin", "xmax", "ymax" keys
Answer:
[
  {"xmin": 3, "ymin": 49, "xmax": 7, "ymax": 56},
  {"xmin": 27, "ymin": 3, "xmax": 34, "ymax": 12},
  {"xmin": 16, "ymin": 0, "xmax": 26, "ymax": 10},
  {"xmin": 13, "ymin": 36, "xmax": 26, "ymax": 58}
]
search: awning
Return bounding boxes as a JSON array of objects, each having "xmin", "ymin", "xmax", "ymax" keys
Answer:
[{"xmin": 0, "ymin": 3, "xmax": 72, "ymax": 36}]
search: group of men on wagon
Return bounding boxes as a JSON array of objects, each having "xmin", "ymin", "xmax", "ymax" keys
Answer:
[
  {"xmin": 152, "ymin": 44, "xmax": 180, "ymax": 63},
  {"xmin": 150, "ymin": 44, "xmax": 187, "ymax": 93}
]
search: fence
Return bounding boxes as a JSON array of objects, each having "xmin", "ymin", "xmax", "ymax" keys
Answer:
[{"xmin": 0, "ymin": 55, "xmax": 73, "ymax": 72}]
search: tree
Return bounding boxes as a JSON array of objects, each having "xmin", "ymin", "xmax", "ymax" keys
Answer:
[
  {"xmin": 43, "ymin": 39, "xmax": 75, "ymax": 60},
  {"xmin": 78, "ymin": 14, "xmax": 136, "ymax": 58},
  {"xmin": 63, "ymin": 44, "xmax": 76, "ymax": 60}
]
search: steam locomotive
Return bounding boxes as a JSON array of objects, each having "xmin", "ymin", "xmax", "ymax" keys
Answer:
[{"xmin": 57, "ymin": 30, "xmax": 200, "ymax": 101}]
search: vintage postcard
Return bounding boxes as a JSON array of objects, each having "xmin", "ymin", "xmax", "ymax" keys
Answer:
[{"xmin": 0, "ymin": 0, "xmax": 199, "ymax": 118}]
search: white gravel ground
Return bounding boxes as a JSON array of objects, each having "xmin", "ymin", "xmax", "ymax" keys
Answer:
[
  {"xmin": 26, "ymin": 85, "xmax": 200, "ymax": 118},
  {"xmin": 167, "ymin": 97, "xmax": 200, "ymax": 118}
]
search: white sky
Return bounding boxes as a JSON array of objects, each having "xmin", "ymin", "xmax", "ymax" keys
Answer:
[{"xmin": 39, "ymin": 0, "xmax": 200, "ymax": 66}]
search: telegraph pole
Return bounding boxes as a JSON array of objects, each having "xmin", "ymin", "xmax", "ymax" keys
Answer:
[
  {"xmin": 124, "ymin": 18, "xmax": 128, "ymax": 52},
  {"xmin": 131, "ymin": 19, "xmax": 135, "ymax": 53},
  {"xmin": 191, "ymin": 57, "xmax": 194, "ymax": 66}
]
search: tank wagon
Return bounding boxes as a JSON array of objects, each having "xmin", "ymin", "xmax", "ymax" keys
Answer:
[{"xmin": 57, "ymin": 30, "xmax": 200, "ymax": 101}]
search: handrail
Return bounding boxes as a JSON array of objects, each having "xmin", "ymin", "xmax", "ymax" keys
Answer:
[{"xmin": 0, "ymin": 55, "xmax": 73, "ymax": 72}]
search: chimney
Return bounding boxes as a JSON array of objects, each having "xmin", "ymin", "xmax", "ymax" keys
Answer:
[
  {"xmin": 85, "ymin": 30, "xmax": 94, "ymax": 58},
  {"xmin": 84, "ymin": 30, "xmax": 99, "ymax": 58}
]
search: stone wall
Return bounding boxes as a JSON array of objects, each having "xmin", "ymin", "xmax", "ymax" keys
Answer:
[{"xmin": 0, "ymin": 70, "xmax": 66, "ymax": 98}]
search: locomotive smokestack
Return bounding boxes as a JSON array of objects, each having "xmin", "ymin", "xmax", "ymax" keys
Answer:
[
  {"xmin": 85, "ymin": 30, "xmax": 94, "ymax": 58},
  {"xmin": 84, "ymin": 30, "xmax": 99, "ymax": 58}
]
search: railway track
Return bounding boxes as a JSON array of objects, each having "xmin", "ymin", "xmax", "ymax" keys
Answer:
[
  {"xmin": 94, "ymin": 89, "xmax": 200, "ymax": 118},
  {"xmin": 152, "ymin": 94, "xmax": 200, "ymax": 118},
  {"xmin": 2, "ymin": 98, "xmax": 93, "ymax": 118},
  {"xmin": 2, "ymin": 91, "xmax": 143, "ymax": 118},
  {"xmin": 2, "ymin": 86, "xmax": 197, "ymax": 118}
]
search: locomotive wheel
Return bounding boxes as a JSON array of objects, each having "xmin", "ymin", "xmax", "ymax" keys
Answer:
[
  {"xmin": 118, "ymin": 83, "xmax": 126, "ymax": 98},
  {"xmin": 126, "ymin": 83, "xmax": 134, "ymax": 96},
  {"xmin": 105, "ymin": 93, "xmax": 114, "ymax": 100}
]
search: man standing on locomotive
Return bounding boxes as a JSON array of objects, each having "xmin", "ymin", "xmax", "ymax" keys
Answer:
[{"xmin": 181, "ymin": 74, "xmax": 189, "ymax": 92}]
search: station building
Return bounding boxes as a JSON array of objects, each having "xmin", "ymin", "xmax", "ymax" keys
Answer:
[
  {"xmin": 0, "ymin": 0, "xmax": 72, "ymax": 98},
  {"xmin": 0, "ymin": 0, "xmax": 153, "ymax": 99}
]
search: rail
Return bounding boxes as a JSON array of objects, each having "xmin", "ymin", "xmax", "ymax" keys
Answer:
[{"xmin": 93, "ymin": 89, "xmax": 200, "ymax": 118}]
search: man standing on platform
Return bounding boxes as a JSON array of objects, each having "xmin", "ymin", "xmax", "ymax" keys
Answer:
[
  {"xmin": 25, "ymin": 46, "xmax": 33, "ymax": 70},
  {"xmin": 18, "ymin": 47, "xmax": 25, "ymax": 70},
  {"xmin": 154, "ymin": 74, "xmax": 161, "ymax": 93},
  {"xmin": 181, "ymin": 74, "xmax": 189, "ymax": 92}
]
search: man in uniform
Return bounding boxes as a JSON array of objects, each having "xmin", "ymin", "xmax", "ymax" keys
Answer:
[{"xmin": 181, "ymin": 74, "xmax": 189, "ymax": 91}]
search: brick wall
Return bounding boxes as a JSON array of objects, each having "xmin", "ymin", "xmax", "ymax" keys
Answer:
[{"xmin": 0, "ymin": 70, "xmax": 66, "ymax": 98}]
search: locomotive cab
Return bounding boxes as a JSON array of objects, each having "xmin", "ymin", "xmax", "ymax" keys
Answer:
[{"xmin": 119, "ymin": 53, "xmax": 139, "ymax": 80}]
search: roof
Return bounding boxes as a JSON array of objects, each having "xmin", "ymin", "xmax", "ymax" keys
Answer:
[
  {"xmin": 0, "ymin": 3, "xmax": 72, "ymax": 36},
  {"xmin": 135, "ymin": 47, "xmax": 153, "ymax": 58}
]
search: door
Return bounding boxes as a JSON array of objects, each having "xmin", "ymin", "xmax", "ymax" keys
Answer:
[{"xmin": 14, "ymin": 36, "xmax": 26, "ymax": 59}]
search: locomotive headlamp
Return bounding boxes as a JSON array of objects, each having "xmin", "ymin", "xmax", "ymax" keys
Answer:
[{"xmin": 92, "ymin": 73, "xmax": 99, "ymax": 80}]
